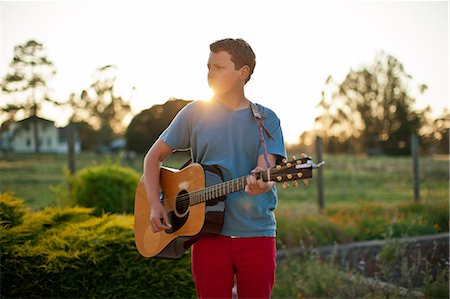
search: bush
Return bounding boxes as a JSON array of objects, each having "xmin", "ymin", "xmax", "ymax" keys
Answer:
[
  {"xmin": 276, "ymin": 199, "xmax": 449, "ymax": 249},
  {"xmin": 276, "ymin": 213, "xmax": 354, "ymax": 248},
  {"xmin": 0, "ymin": 192, "xmax": 26, "ymax": 228},
  {"xmin": 274, "ymin": 254, "xmax": 427, "ymax": 299},
  {"xmin": 0, "ymin": 196, "xmax": 196, "ymax": 298},
  {"xmin": 325, "ymin": 200, "xmax": 449, "ymax": 241},
  {"xmin": 68, "ymin": 163, "xmax": 140, "ymax": 215}
]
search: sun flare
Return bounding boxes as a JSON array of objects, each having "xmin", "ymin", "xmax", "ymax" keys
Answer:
[{"xmin": 200, "ymin": 87, "xmax": 214, "ymax": 102}]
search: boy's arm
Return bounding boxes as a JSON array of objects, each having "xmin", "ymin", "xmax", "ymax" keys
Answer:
[{"xmin": 143, "ymin": 139, "xmax": 173, "ymax": 233}]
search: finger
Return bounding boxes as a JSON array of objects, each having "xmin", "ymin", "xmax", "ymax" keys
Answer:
[
  {"xmin": 150, "ymin": 214, "xmax": 171, "ymax": 232},
  {"xmin": 246, "ymin": 177, "xmax": 256, "ymax": 194},
  {"xmin": 247, "ymin": 175, "xmax": 257, "ymax": 185},
  {"xmin": 161, "ymin": 212, "xmax": 172, "ymax": 228},
  {"xmin": 150, "ymin": 218, "xmax": 161, "ymax": 233},
  {"xmin": 251, "ymin": 166, "xmax": 264, "ymax": 174},
  {"xmin": 256, "ymin": 179, "xmax": 267, "ymax": 189}
]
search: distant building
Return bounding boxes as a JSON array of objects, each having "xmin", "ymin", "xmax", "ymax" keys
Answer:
[{"xmin": 0, "ymin": 116, "xmax": 81, "ymax": 154}]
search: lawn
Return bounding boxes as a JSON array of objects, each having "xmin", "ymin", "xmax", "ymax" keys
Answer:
[{"xmin": 1, "ymin": 151, "xmax": 448, "ymax": 211}]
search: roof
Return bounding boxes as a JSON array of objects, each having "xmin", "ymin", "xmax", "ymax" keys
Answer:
[{"xmin": 16, "ymin": 115, "xmax": 55, "ymax": 124}]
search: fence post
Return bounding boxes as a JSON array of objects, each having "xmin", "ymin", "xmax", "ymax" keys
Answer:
[
  {"xmin": 411, "ymin": 133, "xmax": 420, "ymax": 202},
  {"xmin": 316, "ymin": 136, "xmax": 324, "ymax": 211},
  {"xmin": 68, "ymin": 123, "xmax": 76, "ymax": 175}
]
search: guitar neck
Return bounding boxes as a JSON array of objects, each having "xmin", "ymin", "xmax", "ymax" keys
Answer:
[
  {"xmin": 187, "ymin": 156, "xmax": 322, "ymax": 206},
  {"xmin": 190, "ymin": 176, "xmax": 249, "ymax": 205}
]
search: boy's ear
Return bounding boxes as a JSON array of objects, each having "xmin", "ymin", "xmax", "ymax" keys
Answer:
[{"xmin": 239, "ymin": 65, "xmax": 251, "ymax": 81}]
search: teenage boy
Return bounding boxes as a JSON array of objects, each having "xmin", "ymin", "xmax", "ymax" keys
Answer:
[{"xmin": 143, "ymin": 38, "xmax": 288, "ymax": 298}]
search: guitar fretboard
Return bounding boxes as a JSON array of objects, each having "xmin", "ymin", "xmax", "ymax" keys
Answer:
[{"xmin": 189, "ymin": 176, "xmax": 249, "ymax": 205}]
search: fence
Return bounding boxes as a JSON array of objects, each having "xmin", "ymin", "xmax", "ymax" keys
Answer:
[{"xmin": 306, "ymin": 134, "xmax": 449, "ymax": 210}]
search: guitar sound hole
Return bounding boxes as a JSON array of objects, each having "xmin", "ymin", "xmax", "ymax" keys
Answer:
[{"xmin": 176, "ymin": 190, "xmax": 190, "ymax": 215}]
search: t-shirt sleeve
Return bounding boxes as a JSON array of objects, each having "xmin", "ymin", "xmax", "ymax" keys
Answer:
[
  {"xmin": 159, "ymin": 104, "xmax": 192, "ymax": 150},
  {"xmin": 257, "ymin": 107, "xmax": 287, "ymax": 160}
]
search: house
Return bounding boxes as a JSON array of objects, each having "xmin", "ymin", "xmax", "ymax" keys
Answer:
[{"xmin": 0, "ymin": 116, "xmax": 81, "ymax": 154}]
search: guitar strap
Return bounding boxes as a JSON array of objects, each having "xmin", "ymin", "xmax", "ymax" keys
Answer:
[
  {"xmin": 179, "ymin": 101, "xmax": 274, "ymax": 170},
  {"xmin": 249, "ymin": 101, "xmax": 273, "ymax": 169}
]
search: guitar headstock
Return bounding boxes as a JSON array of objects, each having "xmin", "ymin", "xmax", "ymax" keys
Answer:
[{"xmin": 257, "ymin": 155, "xmax": 325, "ymax": 188}]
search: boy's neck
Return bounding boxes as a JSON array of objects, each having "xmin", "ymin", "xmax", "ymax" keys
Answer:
[{"xmin": 214, "ymin": 90, "xmax": 249, "ymax": 111}]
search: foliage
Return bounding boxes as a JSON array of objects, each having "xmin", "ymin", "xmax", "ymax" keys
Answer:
[
  {"xmin": 276, "ymin": 213, "xmax": 354, "ymax": 248},
  {"xmin": 274, "ymin": 250, "xmax": 436, "ymax": 299},
  {"xmin": 0, "ymin": 196, "xmax": 196, "ymax": 299},
  {"xmin": 420, "ymin": 108, "xmax": 450, "ymax": 154},
  {"xmin": 126, "ymin": 98, "xmax": 191, "ymax": 153},
  {"xmin": 423, "ymin": 268, "xmax": 450, "ymax": 299},
  {"xmin": 68, "ymin": 163, "xmax": 140, "ymax": 215},
  {"xmin": 313, "ymin": 52, "xmax": 437, "ymax": 155},
  {"xmin": 373, "ymin": 236, "xmax": 449, "ymax": 298},
  {"xmin": 0, "ymin": 193, "xmax": 27, "ymax": 228},
  {"xmin": 66, "ymin": 65, "xmax": 132, "ymax": 146},
  {"xmin": 276, "ymin": 199, "xmax": 449, "ymax": 248},
  {"xmin": 0, "ymin": 39, "xmax": 58, "ymax": 153},
  {"xmin": 69, "ymin": 120, "xmax": 98, "ymax": 151}
]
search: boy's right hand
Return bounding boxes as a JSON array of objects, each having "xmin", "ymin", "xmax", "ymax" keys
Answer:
[{"xmin": 149, "ymin": 201, "xmax": 172, "ymax": 233}]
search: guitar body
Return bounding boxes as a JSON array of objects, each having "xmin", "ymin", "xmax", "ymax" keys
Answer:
[{"xmin": 134, "ymin": 163, "xmax": 225, "ymax": 259}]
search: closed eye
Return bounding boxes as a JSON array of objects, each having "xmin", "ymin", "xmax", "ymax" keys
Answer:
[{"xmin": 207, "ymin": 64, "xmax": 223, "ymax": 70}]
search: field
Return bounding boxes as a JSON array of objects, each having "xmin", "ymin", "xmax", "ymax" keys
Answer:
[
  {"xmin": 1, "ymin": 151, "xmax": 449, "ymax": 298},
  {"xmin": 1, "ymin": 151, "xmax": 448, "ymax": 211}
]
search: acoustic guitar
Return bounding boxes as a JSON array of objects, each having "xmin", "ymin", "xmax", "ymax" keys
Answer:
[{"xmin": 134, "ymin": 156, "xmax": 324, "ymax": 259}]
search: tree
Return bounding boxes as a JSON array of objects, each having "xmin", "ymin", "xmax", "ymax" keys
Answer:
[
  {"xmin": 1, "ymin": 40, "xmax": 57, "ymax": 153},
  {"xmin": 126, "ymin": 98, "xmax": 191, "ymax": 153},
  {"xmin": 65, "ymin": 65, "xmax": 132, "ymax": 147},
  {"xmin": 420, "ymin": 108, "xmax": 450, "ymax": 154},
  {"xmin": 315, "ymin": 52, "xmax": 428, "ymax": 155}
]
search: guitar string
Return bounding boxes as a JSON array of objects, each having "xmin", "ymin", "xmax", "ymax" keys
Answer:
[
  {"xmin": 158, "ymin": 167, "xmax": 299, "ymax": 208},
  {"xmin": 160, "ymin": 177, "xmax": 247, "ymax": 207},
  {"xmin": 159, "ymin": 170, "xmax": 272, "ymax": 207}
]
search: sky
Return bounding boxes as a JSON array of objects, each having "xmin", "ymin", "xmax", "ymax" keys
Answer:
[{"xmin": 1, "ymin": 0, "xmax": 448, "ymax": 144}]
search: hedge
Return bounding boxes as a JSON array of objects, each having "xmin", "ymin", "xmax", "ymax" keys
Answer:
[{"xmin": 0, "ymin": 193, "xmax": 196, "ymax": 299}]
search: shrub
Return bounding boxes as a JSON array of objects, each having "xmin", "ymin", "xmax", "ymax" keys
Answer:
[
  {"xmin": 0, "ymin": 198, "xmax": 196, "ymax": 298},
  {"xmin": 0, "ymin": 192, "xmax": 26, "ymax": 228},
  {"xmin": 68, "ymin": 163, "xmax": 140, "ymax": 215},
  {"xmin": 276, "ymin": 213, "xmax": 354, "ymax": 248},
  {"xmin": 273, "ymin": 255, "xmax": 418, "ymax": 299},
  {"xmin": 276, "ymin": 199, "xmax": 449, "ymax": 249}
]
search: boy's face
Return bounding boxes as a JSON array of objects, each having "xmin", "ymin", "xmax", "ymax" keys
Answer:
[{"xmin": 207, "ymin": 50, "xmax": 248, "ymax": 96}]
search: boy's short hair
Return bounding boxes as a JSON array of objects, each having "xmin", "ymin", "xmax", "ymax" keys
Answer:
[{"xmin": 210, "ymin": 38, "xmax": 256, "ymax": 83}]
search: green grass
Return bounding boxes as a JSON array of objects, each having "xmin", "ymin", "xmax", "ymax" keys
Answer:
[
  {"xmin": 277, "ymin": 153, "xmax": 449, "ymax": 206},
  {"xmin": 0, "ymin": 151, "xmax": 193, "ymax": 210},
  {"xmin": 2, "ymin": 152, "xmax": 448, "ymax": 299},
  {"xmin": 2, "ymin": 152, "xmax": 448, "ymax": 211}
]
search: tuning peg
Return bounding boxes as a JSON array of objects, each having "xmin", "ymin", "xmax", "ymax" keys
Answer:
[
  {"xmin": 292, "ymin": 180, "xmax": 299, "ymax": 188},
  {"xmin": 292, "ymin": 155, "xmax": 297, "ymax": 161},
  {"xmin": 282, "ymin": 182, "xmax": 289, "ymax": 189}
]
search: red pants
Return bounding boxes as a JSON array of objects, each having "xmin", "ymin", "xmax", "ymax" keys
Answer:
[{"xmin": 191, "ymin": 235, "xmax": 277, "ymax": 299}]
